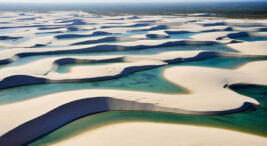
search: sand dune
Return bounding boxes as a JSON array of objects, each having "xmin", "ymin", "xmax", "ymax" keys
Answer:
[
  {"xmin": 1, "ymin": 60, "xmax": 266, "ymax": 140},
  {"xmin": 0, "ymin": 11, "xmax": 267, "ymax": 146}
]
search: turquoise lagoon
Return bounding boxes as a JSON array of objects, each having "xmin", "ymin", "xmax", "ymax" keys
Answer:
[
  {"xmin": 0, "ymin": 56, "xmax": 265, "ymax": 104},
  {"xmin": 29, "ymin": 84, "xmax": 267, "ymax": 145},
  {"xmin": 235, "ymin": 36, "xmax": 267, "ymax": 42},
  {"xmin": 6, "ymin": 44, "xmax": 236, "ymax": 67}
]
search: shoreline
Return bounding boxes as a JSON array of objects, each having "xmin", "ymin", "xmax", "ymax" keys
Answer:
[
  {"xmin": 47, "ymin": 121, "xmax": 267, "ymax": 146},
  {"xmin": 0, "ymin": 11, "xmax": 267, "ymax": 146},
  {"xmin": 28, "ymin": 110, "xmax": 267, "ymax": 146}
]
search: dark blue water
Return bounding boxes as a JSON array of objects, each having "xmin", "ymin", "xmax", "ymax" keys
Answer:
[{"xmin": 235, "ymin": 36, "xmax": 267, "ymax": 42}]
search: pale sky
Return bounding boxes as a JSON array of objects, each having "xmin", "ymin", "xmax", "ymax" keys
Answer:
[{"xmin": 0, "ymin": 0, "xmax": 263, "ymax": 3}]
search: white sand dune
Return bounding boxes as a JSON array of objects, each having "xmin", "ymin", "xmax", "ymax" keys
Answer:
[
  {"xmin": 228, "ymin": 41, "xmax": 267, "ymax": 55},
  {"xmin": 0, "ymin": 50, "xmax": 265, "ymax": 89},
  {"xmin": 0, "ymin": 38, "xmax": 218, "ymax": 63},
  {"xmin": 1, "ymin": 60, "xmax": 266, "ymax": 138},
  {"xmin": 0, "ymin": 11, "xmax": 267, "ymax": 146}
]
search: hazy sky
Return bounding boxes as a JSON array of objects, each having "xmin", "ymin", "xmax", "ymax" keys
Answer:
[{"xmin": 0, "ymin": 0, "xmax": 263, "ymax": 3}]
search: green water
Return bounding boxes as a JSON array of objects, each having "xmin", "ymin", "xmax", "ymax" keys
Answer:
[
  {"xmin": 29, "ymin": 84, "xmax": 267, "ymax": 145},
  {"xmin": 57, "ymin": 56, "xmax": 267, "ymax": 75},
  {"xmin": 56, "ymin": 57, "xmax": 266, "ymax": 75},
  {"xmin": 0, "ymin": 66, "xmax": 187, "ymax": 104},
  {"xmin": 0, "ymin": 56, "xmax": 265, "ymax": 104},
  {"xmin": 175, "ymin": 57, "xmax": 267, "ymax": 69}
]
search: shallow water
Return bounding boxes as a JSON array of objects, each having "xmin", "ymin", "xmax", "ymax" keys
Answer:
[
  {"xmin": 55, "ymin": 30, "xmax": 149, "ymax": 41},
  {"xmin": 166, "ymin": 32, "xmax": 197, "ymax": 39},
  {"xmin": 35, "ymin": 31, "xmax": 194, "ymax": 46},
  {"xmin": 34, "ymin": 29, "xmax": 92, "ymax": 37},
  {"xmin": 235, "ymin": 36, "xmax": 267, "ymax": 42},
  {"xmin": 29, "ymin": 84, "xmax": 267, "ymax": 145},
  {"xmin": 0, "ymin": 56, "xmax": 265, "ymax": 104},
  {"xmin": 5, "ymin": 44, "xmax": 236, "ymax": 67},
  {"xmin": 174, "ymin": 57, "xmax": 267, "ymax": 69},
  {"xmin": 121, "ymin": 30, "xmax": 149, "ymax": 37},
  {"xmin": 1, "ymin": 11, "xmax": 267, "ymax": 145},
  {"xmin": 0, "ymin": 65, "xmax": 187, "ymax": 104},
  {"xmin": 0, "ymin": 37, "xmax": 30, "ymax": 45},
  {"xmin": 56, "ymin": 56, "xmax": 266, "ymax": 74}
]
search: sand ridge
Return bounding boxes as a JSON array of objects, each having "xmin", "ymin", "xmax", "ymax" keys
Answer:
[{"xmin": 0, "ymin": 11, "xmax": 267, "ymax": 145}]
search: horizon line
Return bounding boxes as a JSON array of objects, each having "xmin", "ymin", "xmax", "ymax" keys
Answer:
[{"xmin": 0, "ymin": 1, "xmax": 266, "ymax": 4}]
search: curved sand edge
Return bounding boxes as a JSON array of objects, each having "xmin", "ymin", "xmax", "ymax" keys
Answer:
[
  {"xmin": 0, "ymin": 38, "xmax": 218, "ymax": 63},
  {"xmin": 227, "ymin": 41, "xmax": 267, "ymax": 55},
  {"xmin": 1, "ymin": 50, "xmax": 266, "ymax": 89},
  {"xmin": 1, "ymin": 11, "xmax": 267, "ymax": 146},
  {"xmin": 1, "ymin": 61, "xmax": 266, "ymax": 138},
  {"xmin": 53, "ymin": 122, "xmax": 267, "ymax": 146},
  {"xmin": 0, "ymin": 97, "xmax": 256, "ymax": 146}
]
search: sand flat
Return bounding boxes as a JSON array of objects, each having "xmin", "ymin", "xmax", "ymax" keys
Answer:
[{"xmin": 53, "ymin": 122, "xmax": 267, "ymax": 146}]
